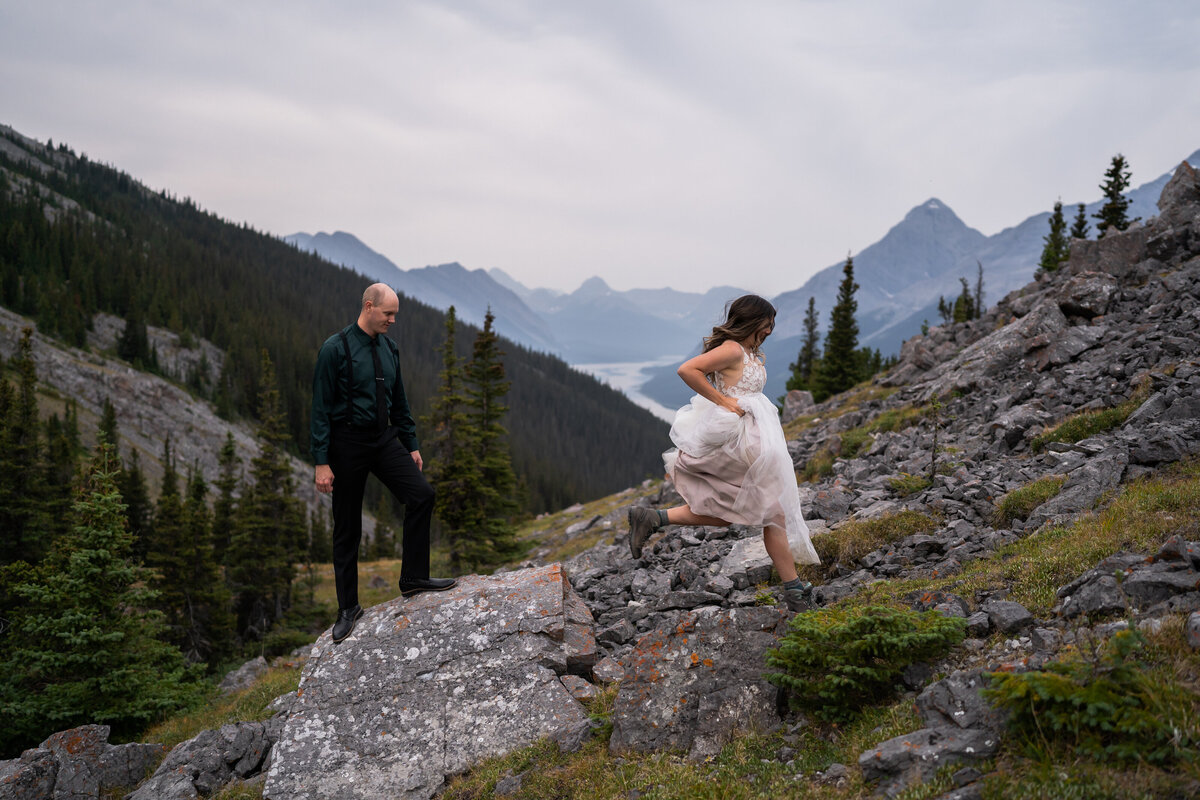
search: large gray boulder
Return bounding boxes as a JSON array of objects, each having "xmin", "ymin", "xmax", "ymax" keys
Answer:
[
  {"xmin": 608, "ymin": 606, "xmax": 786, "ymax": 761},
  {"xmin": 0, "ymin": 725, "xmax": 166, "ymax": 800},
  {"xmin": 264, "ymin": 564, "xmax": 595, "ymax": 800}
]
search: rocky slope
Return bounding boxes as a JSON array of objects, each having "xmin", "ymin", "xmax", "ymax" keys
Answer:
[{"xmin": 6, "ymin": 161, "xmax": 1199, "ymax": 799}]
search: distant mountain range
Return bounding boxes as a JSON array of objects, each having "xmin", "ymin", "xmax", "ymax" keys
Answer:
[{"xmin": 289, "ymin": 147, "xmax": 1199, "ymax": 410}]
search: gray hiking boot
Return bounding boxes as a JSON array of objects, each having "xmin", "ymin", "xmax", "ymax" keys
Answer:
[
  {"xmin": 783, "ymin": 581, "xmax": 814, "ymax": 613},
  {"xmin": 628, "ymin": 506, "xmax": 661, "ymax": 559}
]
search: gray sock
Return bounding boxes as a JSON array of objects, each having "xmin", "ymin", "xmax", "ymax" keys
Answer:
[
  {"xmin": 657, "ymin": 509, "xmax": 670, "ymax": 527},
  {"xmin": 782, "ymin": 577, "xmax": 805, "ymax": 590}
]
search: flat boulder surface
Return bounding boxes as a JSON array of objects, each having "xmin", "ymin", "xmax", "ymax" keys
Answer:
[{"xmin": 264, "ymin": 564, "xmax": 593, "ymax": 800}]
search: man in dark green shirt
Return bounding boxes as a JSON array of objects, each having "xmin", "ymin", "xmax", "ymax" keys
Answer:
[{"xmin": 312, "ymin": 283, "xmax": 456, "ymax": 643}]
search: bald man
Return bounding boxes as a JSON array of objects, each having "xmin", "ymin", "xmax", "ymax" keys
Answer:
[{"xmin": 311, "ymin": 283, "xmax": 455, "ymax": 643}]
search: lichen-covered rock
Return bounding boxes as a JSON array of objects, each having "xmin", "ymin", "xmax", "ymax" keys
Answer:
[
  {"xmin": 608, "ymin": 606, "xmax": 785, "ymax": 761},
  {"xmin": 916, "ymin": 670, "xmax": 1006, "ymax": 732},
  {"xmin": 129, "ymin": 721, "xmax": 270, "ymax": 800},
  {"xmin": 858, "ymin": 726, "xmax": 998, "ymax": 797},
  {"xmin": 0, "ymin": 725, "xmax": 165, "ymax": 800},
  {"xmin": 264, "ymin": 564, "xmax": 594, "ymax": 800}
]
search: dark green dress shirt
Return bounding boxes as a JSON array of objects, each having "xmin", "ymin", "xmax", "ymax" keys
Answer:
[{"xmin": 310, "ymin": 323, "xmax": 419, "ymax": 464}]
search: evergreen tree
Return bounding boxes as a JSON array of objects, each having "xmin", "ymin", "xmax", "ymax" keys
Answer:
[
  {"xmin": 812, "ymin": 256, "xmax": 860, "ymax": 403},
  {"xmin": 1038, "ymin": 200, "xmax": 1070, "ymax": 275},
  {"xmin": 952, "ymin": 277, "xmax": 976, "ymax": 323},
  {"xmin": 1094, "ymin": 154, "xmax": 1140, "ymax": 237},
  {"xmin": 973, "ymin": 261, "xmax": 985, "ymax": 317},
  {"xmin": 462, "ymin": 310, "xmax": 525, "ymax": 571},
  {"xmin": 936, "ymin": 295, "xmax": 953, "ymax": 326},
  {"xmin": 786, "ymin": 297, "xmax": 821, "ymax": 392},
  {"xmin": 368, "ymin": 497, "xmax": 397, "ymax": 561},
  {"xmin": 179, "ymin": 469, "xmax": 236, "ymax": 665},
  {"xmin": 116, "ymin": 306, "xmax": 151, "ymax": 366},
  {"xmin": 211, "ymin": 431, "xmax": 240, "ymax": 565},
  {"xmin": 225, "ymin": 350, "xmax": 305, "ymax": 639},
  {"xmin": 308, "ymin": 507, "xmax": 332, "ymax": 564},
  {"xmin": 1070, "ymin": 202, "xmax": 1090, "ymax": 240},
  {"xmin": 0, "ymin": 329, "xmax": 50, "ymax": 565},
  {"xmin": 421, "ymin": 307, "xmax": 484, "ymax": 574},
  {"xmin": 98, "ymin": 396, "xmax": 119, "ymax": 449},
  {"xmin": 0, "ymin": 442, "xmax": 203, "ymax": 755},
  {"xmin": 117, "ymin": 449, "xmax": 152, "ymax": 563}
]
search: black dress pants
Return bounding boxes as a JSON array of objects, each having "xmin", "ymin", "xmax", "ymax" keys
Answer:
[{"xmin": 329, "ymin": 426, "xmax": 435, "ymax": 610}]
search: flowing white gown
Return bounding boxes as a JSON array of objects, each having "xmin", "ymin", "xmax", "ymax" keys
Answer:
[{"xmin": 663, "ymin": 344, "xmax": 819, "ymax": 564}]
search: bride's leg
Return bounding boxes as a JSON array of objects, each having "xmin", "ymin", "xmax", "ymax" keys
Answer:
[
  {"xmin": 666, "ymin": 506, "xmax": 729, "ymax": 527},
  {"xmin": 763, "ymin": 523, "xmax": 799, "ymax": 582}
]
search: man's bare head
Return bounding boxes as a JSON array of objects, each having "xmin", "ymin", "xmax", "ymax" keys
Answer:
[{"xmin": 358, "ymin": 283, "xmax": 400, "ymax": 337}]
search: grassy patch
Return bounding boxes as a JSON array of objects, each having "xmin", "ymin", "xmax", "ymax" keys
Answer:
[
  {"xmin": 141, "ymin": 665, "xmax": 302, "ymax": 750},
  {"xmin": 1030, "ymin": 384, "xmax": 1150, "ymax": 452},
  {"xmin": 516, "ymin": 484, "xmax": 660, "ymax": 564},
  {"xmin": 441, "ymin": 695, "xmax": 926, "ymax": 800},
  {"xmin": 846, "ymin": 460, "xmax": 1200, "ymax": 616},
  {"xmin": 991, "ymin": 475, "xmax": 1066, "ymax": 527},
  {"xmin": 888, "ymin": 473, "xmax": 932, "ymax": 497},
  {"xmin": 799, "ymin": 449, "xmax": 835, "ymax": 483},
  {"xmin": 782, "ymin": 412, "xmax": 820, "ymax": 439},
  {"xmin": 801, "ymin": 511, "xmax": 941, "ymax": 582}
]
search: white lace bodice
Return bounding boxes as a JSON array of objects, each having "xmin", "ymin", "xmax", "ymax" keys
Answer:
[{"xmin": 713, "ymin": 345, "xmax": 766, "ymax": 397}]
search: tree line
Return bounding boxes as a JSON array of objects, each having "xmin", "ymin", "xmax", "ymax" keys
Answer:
[
  {"xmin": 785, "ymin": 254, "xmax": 897, "ymax": 403},
  {"xmin": 1038, "ymin": 153, "xmax": 1139, "ymax": 276},
  {"xmin": 0, "ymin": 130, "xmax": 667, "ymax": 515},
  {"xmin": 0, "ymin": 334, "xmax": 316, "ymax": 754}
]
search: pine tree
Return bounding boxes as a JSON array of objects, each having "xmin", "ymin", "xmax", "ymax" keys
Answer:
[
  {"xmin": 308, "ymin": 507, "xmax": 332, "ymax": 564},
  {"xmin": 813, "ymin": 256, "xmax": 860, "ymax": 403},
  {"xmin": 1070, "ymin": 202, "xmax": 1090, "ymax": 240},
  {"xmin": 117, "ymin": 449, "xmax": 152, "ymax": 563},
  {"xmin": 98, "ymin": 396, "xmax": 119, "ymax": 449},
  {"xmin": 211, "ymin": 431, "xmax": 240, "ymax": 564},
  {"xmin": 973, "ymin": 261, "xmax": 985, "ymax": 317},
  {"xmin": 0, "ymin": 442, "xmax": 203, "ymax": 755},
  {"xmin": 1038, "ymin": 200, "xmax": 1070, "ymax": 274},
  {"xmin": 226, "ymin": 350, "xmax": 305, "ymax": 639},
  {"xmin": 180, "ymin": 469, "xmax": 236, "ymax": 665},
  {"xmin": 952, "ymin": 277, "xmax": 976, "ymax": 323},
  {"xmin": 368, "ymin": 497, "xmax": 397, "ymax": 561},
  {"xmin": 936, "ymin": 295, "xmax": 953, "ymax": 326},
  {"xmin": 786, "ymin": 297, "xmax": 821, "ymax": 392},
  {"xmin": 116, "ymin": 306, "xmax": 151, "ymax": 367},
  {"xmin": 1094, "ymin": 154, "xmax": 1140, "ymax": 237},
  {"xmin": 463, "ymin": 310, "xmax": 524, "ymax": 571},
  {"xmin": 421, "ymin": 307, "xmax": 484, "ymax": 574},
  {"xmin": 0, "ymin": 329, "xmax": 50, "ymax": 565}
]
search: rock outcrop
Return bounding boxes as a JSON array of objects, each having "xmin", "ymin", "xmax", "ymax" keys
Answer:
[
  {"xmin": 264, "ymin": 564, "xmax": 597, "ymax": 800},
  {"xmin": 0, "ymin": 725, "xmax": 165, "ymax": 800}
]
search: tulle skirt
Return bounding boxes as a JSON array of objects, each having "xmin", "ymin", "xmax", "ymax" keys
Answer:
[{"xmin": 664, "ymin": 392, "xmax": 819, "ymax": 564}]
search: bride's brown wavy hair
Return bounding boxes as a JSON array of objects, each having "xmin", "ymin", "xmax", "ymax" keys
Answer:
[{"xmin": 702, "ymin": 294, "xmax": 776, "ymax": 358}]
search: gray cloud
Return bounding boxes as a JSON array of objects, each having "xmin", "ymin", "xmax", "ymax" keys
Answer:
[{"xmin": 2, "ymin": 0, "xmax": 1198, "ymax": 295}]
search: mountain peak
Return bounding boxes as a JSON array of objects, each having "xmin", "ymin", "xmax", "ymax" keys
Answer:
[{"xmin": 575, "ymin": 276, "xmax": 612, "ymax": 296}]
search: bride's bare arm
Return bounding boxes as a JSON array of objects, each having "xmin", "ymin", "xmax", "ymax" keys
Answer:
[{"xmin": 677, "ymin": 341, "xmax": 745, "ymax": 415}]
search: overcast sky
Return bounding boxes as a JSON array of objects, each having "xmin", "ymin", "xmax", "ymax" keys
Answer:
[{"xmin": 3, "ymin": 1, "xmax": 1199, "ymax": 296}]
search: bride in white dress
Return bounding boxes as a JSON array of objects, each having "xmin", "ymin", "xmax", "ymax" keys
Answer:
[{"xmin": 628, "ymin": 294, "xmax": 820, "ymax": 611}]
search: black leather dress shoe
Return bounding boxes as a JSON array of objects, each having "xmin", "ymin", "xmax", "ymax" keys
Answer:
[
  {"xmin": 397, "ymin": 577, "xmax": 458, "ymax": 597},
  {"xmin": 331, "ymin": 605, "xmax": 363, "ymax": 643}
]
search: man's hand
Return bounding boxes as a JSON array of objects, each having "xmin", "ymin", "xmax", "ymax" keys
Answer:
[
  {"xmin": 411, "ymin": 450, "xmax": 423, "ymax": 471},
  {"xmin": 315, "ymin": 464, "xmax": 334, "ymax": 494}
]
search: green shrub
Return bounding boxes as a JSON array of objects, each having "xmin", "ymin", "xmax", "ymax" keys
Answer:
[
  {"xmin": 765, "ymin": 606, "xmax": 966, "ymax": 722},
  {"xmin": 888, "ymin": 473, "xmax": 932, "ymax": 497},
  {"xmin": 985, "ymin": 629, "xmax": 1200, "ymax": 765},
  {"xmin": 992, "ymin": 475, "xmax": 1066, "ymax": 526}
]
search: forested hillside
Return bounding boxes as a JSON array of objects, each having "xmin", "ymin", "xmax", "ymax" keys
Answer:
[{"xmin": 0, "ymin": 125, "xmax": 667, "ymax": 511}]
